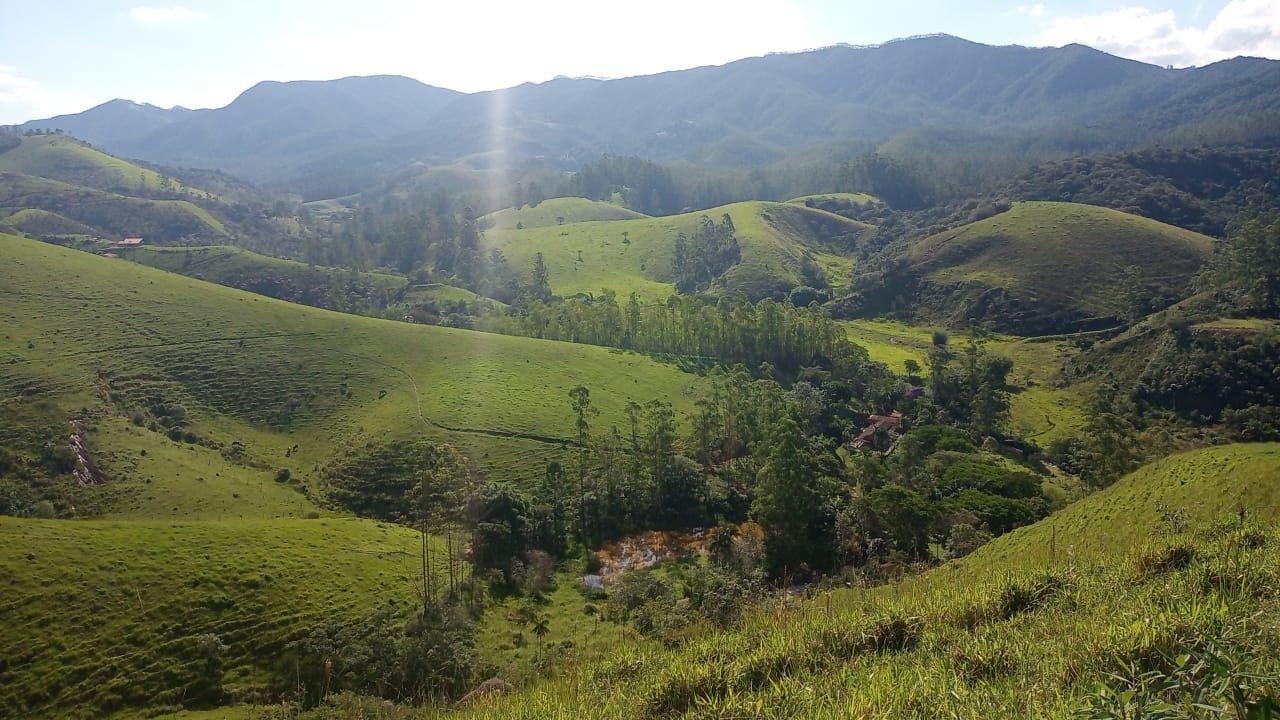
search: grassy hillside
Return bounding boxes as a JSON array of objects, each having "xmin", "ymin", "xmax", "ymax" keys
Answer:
[
  {"xmin": 431, "ymin": 443, "xmax": 1280, "ymax": 719},
  {"xmin": 481, "ymin": 197, "xmax": 648, "ymax": 230},
  {"xmin": 904, "ymin": 201, "xmax": 1214, "ymax": 334},
  {"xmin": 0, "ymin": 233, "xmax": 701, "ymax": 500},
  {"xmin": 0, "ymin": 516, "xmax": 430, "ymax": 719},
  {"xmin": 485, "ymin": 200, "xmax": 873, "ymax": 300},
  {"xmin": 0, "ymin": 134, "xmax": 208, "ymax": 199},
  {"xmin": 119, "ymin": 245, "xmax": 409, "ymax": 313},
  {"xmin": 0, "ymin": 172, "xmax": 230, "ymax": 242}
]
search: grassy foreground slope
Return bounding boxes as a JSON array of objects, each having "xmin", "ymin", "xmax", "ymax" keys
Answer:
[
  {"xmin": 439, "ymin": 443, "xmax": 1280, "ymax": 719},
  {"xmin": 905, "ymin": 201, "xmax": 1214, "ymax": 334},
  {"xmin": 485, "ymin": 200, "xmax": 873, "ymax": 300},
  {"xmin": 0, "ymin": 233, "xmax": 701, "ymax": 493},
  {"xmin": 0, "ymin": 517, "xmax": 429, "ymax": 719}
]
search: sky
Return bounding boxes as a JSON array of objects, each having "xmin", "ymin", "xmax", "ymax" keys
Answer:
[{"xmin": 1, "ymin": 0, "xmax": 1278, "ymax": 125}]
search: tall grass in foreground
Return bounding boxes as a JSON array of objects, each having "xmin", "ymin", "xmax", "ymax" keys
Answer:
[{"xmin": 251, "ymin": 519, "xmax": 1279, "ymax": 719}]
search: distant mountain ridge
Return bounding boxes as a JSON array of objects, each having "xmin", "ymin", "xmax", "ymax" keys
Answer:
[{"xmin": 19, "ymin": 35, "xmax": 1280, "ymax": 198}]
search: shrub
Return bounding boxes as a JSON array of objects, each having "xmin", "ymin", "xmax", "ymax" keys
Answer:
[{"xmin": 274, "ymin": 468, "xmax": 291, "ymax": 483}]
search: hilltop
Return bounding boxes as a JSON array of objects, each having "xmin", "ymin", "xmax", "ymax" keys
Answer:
[{"xmin": 854, "ymin": 201, "xmax": 1215, "ymax": 334}]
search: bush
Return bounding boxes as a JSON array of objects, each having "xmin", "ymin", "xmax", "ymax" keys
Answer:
[{"xmin": 274, "ymin": 468, "xmax": 291, "ymax": 483}]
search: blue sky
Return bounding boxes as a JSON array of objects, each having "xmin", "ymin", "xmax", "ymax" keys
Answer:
[{"xmin": 1, "ymin": 0, "xmax": 1276, "ymax": 124}]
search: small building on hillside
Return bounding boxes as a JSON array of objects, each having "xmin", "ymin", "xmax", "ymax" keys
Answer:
[
  {"xmin": 848, "ymin": 410, "xmax": 904, "ymax": 451},
  {"xmin": 111, "ymin": 237, "xmax": 144, "ymax": 248}
]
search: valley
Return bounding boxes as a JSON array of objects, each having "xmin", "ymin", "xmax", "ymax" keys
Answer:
[{"xmin": 2, "ymin": 29, "xmax": 1280, "ymax": 720}]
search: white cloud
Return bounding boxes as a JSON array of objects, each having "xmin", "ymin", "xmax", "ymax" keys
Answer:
[
  {"xmin": 263, "ymin": 0, "xmax": 825, "ymax": 93},
  {"xmin": 1037, "ymin": 0, "xmax": 1280, "ymax": 66},
  {"xmin": 1010, "ymin": 4, "xmax": 1046, "ymax": 19},
  {"xmin": 0, "ymin": 65, "xmax": 92, "ymax": 124},
  {"xmin": 130, "ymin": 5, "xmax": 206, "ymax": 25}
]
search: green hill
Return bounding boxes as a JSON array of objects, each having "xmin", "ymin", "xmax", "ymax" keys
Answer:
[
  {"xmin": 0, "ymin": 233, "xmax": 701, "ymax": 506},
  {"xmin": 0, "ymin": 134, "xmax": 209, "ymax": 199},
  {"xmin": 118, "ymin": 245, "xmax": 409, "ymax": 314},
  {"xmin": 481, "ymin": 197, "xmax": 648, "ymax": 231},
  {"xmin": 438, "ymin": 443, "xmax": 1280, "ymax": 719},
  {"xmin": 0, "ymin": 171, "xmax": 231, "ymax": 243},
  {"xmin": 900, "ymin": 201, "xmax": 1214, "ymax": 334},
  {"xmin": 484, "ymin": 200, "xmax": 874, "ymax": 300}
]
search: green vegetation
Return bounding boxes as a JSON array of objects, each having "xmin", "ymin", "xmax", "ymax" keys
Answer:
[
  {"xmin": 0, "ymin": 232, "xmax": 701, "ymax": 498},
  {"xmin": 481, "ymin": 197, "xmax": 647, "ymax": 231},
  {"xmin": 898, "ymin": 201, "xmax": 1214, "ymax": 334},
  {"xmin": 120, "ymin": 245, "xmax": 410, "ymax": 316},
  {"xmin": 0, "ymin": 172, "xmax": 231, "ymax": 242},
  {"xmin": 0, "ymin": 134, "xmax": 208, "ymax": 199},
  {"xmin": 268, "ymin": 442, "xmax": 1280, "ymax": 720},
  {"xmin": 485, "ymin": 200, "xmax": 872, "ymax": 301},
  {"xmin": 0, "ymin": 517, "xmax": 430, "ymax": 719}
]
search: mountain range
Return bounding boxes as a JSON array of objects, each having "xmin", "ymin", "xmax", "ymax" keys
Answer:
[{"xmin": 20, "ymin": 35, "xmax": 1280, "ymax": 199}]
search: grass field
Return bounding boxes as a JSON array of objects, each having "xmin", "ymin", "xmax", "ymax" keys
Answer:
[
  {"xmin": 0, "ymin": 516, "xmax": 431, "ymax": 719},
  {"xmin": 0, "ymin": 232, "xmax": 708, "ymax": 718},
  {"xmin": 0, "ymin": 233, "xmax": 702, "ymax": 492},
  {"xmin": 907, "ymin": 201, "xmax": 1215, "ymax": 332},
  {"xmin": 484, "ymin": 200, "xmax": 873, "ymax": 300},
  {"xmin": 424, "ymin": 442, "xmax": 1280, "ymax": 719}
]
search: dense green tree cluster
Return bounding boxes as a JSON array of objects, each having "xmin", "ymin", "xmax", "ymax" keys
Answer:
[
  {"xmin": 491, "ymin": 293, "xmax": 870, "ymax": 375},
  {"xmin": 672, "ymin": 214, "xmax": 741, "ymax": 293}
]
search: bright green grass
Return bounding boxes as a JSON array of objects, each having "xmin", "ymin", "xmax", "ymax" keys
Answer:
[
  {"xmin": 0, "ymin": 135, "xmax": 210, "ymax": 199},
  {"xmin": 482, "ymin": 197, "xmax": 648, "ymax": 231},
  {"xmin": 954, "ymin": 442, "xmax": 1280, "ymax": 580},
  {"xmin": 88, "ymin": 416, "xmax": 324, "ymax": 521},
  {"xmin": 0, "ymin": 233, "xmax": 702, "ymax": 493},
  {"xmin": 428, "ymin": 443, "xmax": 1280, "ymax": 720},
  {"xmin": 485, "ymin": 201, "xmax": 872, "ymax": 300},
  {"xmin": 909, "ymin": 201, "xmax": 1214, "ymax": 321},
  {"xmin": 0, "ymin": 516, "xmax": 434, "ymax": 719}
]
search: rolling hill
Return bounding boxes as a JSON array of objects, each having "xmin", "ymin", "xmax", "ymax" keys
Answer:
[
  {"xmin": 485, "ymin": 200, "xmax": 874, "ymax": 300},
  {"xmin": 861, "ymin": 201, "xmax": 1216, "ymax": 335},
  {"xmin": 436, "ymin": 442, "xmax": 1280, "ymax": 719},
  {"xmin": 0, "ymin": 232, "xmax": 702, "ymax": 502},
  {"xmin": 0, "ymin": 133, "xmax": 311, "ymax": 250},
  {"xmin": 0, "ymin": 230, "xmax": 705, "ymax": 717}
]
